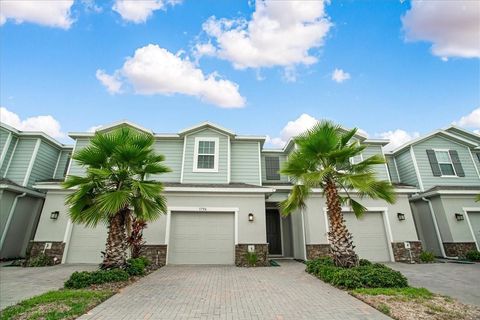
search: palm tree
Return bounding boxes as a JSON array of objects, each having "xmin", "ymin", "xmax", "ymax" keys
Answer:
[
  {"xmin": 63, "ymin": 127, "xmax": 171, "ymax": 268},
  {"xmin": 280, "ymin": 121, "xmax": 396, "ymax": 268}
]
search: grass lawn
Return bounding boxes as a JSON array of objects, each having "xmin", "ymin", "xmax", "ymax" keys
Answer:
[
  {"xmin": 0, "ymin": 289, "xmax": 114, "ymax": 320},
  {"xmin": 351, "ymin": 287, "xmax": 480, "ymax": 320}
]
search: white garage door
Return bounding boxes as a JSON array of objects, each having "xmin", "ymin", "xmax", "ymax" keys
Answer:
[
  {"xmin": 468, "ymin": 212, "xmax": 480, "ymax": 248},
  {"xmin": 66, "ymin": 224, "xmax": 107, "ymax": 263},
  {"xmin": 344, "ymin": 212, "xmax": 391, "ymax": 262},
  {"xmin": 168, "ymin": 212, "xmax": 234, "ymax": 265}
]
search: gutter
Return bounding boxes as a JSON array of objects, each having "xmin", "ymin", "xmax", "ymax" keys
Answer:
[
  {"xmin": 421, "ymin": 197, "xmax": 456, "ymax": 259},
  {"xmin": 0, "ymin": 192, "xmax": 27, "ymax": 251}
]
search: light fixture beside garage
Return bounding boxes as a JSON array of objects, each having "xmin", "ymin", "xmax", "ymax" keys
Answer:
[
  {"xmin": 397, "ymin": 212, "xmax": 405, "ymax": 221},
  {"xmin": 455, "ymin": 213, "xmax": 464, "ymax": 221},
  {"xmin": 50, "ymin": 211, "xmax": 59, "ymax": 220},
  {"xmin": 248, "ymin": 213, "xmax": 254, "ymax": 222}
]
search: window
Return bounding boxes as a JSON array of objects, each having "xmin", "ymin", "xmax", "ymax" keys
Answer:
[
  {"xmin": 265, "ymin": 156, "xmax": 280, "ymax": 180},
  {"xmin": 435, "ymin": 150, "xmax": 456, "ymax": 176},
  {"xmin": 193, "ymin": 138, "xmax": 219, "ymax": 172}
]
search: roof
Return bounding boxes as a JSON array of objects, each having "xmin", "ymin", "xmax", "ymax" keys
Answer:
[
  {"xmin": 389, "ymin": 127, "xmax": 479, "ymax": 154},
  {"xmin": 0, "ymin": 123, "xmax": 73, "ymax": 149}
]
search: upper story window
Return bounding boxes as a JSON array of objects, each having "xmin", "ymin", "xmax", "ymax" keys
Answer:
[
  {"xmin": 193, "ymin": 137, "xmax": 219, "ymax": 172},
  {"xmin": 265, "ymin": 156, "xmax": 280, "ymax": 180},
  {"xmin": 435, "ymin": 150, "xmax": 456, "ymax": 176},
  {"xmin": 426, "ymin": 149, "xmax": 464, "ymax": 177}
]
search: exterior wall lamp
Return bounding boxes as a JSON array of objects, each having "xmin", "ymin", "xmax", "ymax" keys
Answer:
[
  {"xmin": 455, "ymin": 213, "xmax": 464, "ymax": 221},
  {"xmin": 50, "ymin": 211, "xmax": 59, "ymax": 220},
  {"xmin": 248, "ymin": 213, "xmax": 254, "ymax": 222},
  {"xmin": 397, "ymin": 212, "xmax": 405, "ymax": 221}
]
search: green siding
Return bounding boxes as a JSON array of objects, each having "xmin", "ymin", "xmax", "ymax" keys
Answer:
[
  {"xmin": 0, "ymin": 128, "xmax": 10, "ymax": 155},
  {"xmin": 182, "ymin": 128, "xmax": 228, "ymax": 184},
  {"xmin": 363, "ymin": 145, "xmax": 390, "ymax": 181},
  {"xmin": 68, "ymin": 139, "xmax": 90, "ymax": 177},
  {"xmin": 54, "ymin": 150, "xmax": 71, "ymax": 179},
  {"xmin": 28, "ymin": 141, "xmax": 61, "ymax": 187},
  {"xmin": 151, "ymin": 139, "xmax": 183, "ymax": 182},
  {"xmin": 385, "ymin": 154, "xmax": 400, "ymax": 183},
  {"xmin": 0, "ymin": 136, "xmax": 17, "ymax": 177},
  {"xmin": 473, "ymin": 152, "xmax": 480, "ymax": 173},
  {"xmin": 231, "ymin": 141, "xmax": 261, "ymax": 185},
  {"xmin": 412, "ymin": 136, "xmax": 480, "ymax": 190},
  {"xmin": 261, "ymin": 152, "xmax": 289, "ymax": 183},
  {"xmin": 395, "ymin": 149, "xmax": 419, "ymax": 187},
  {"xmin": 5, "ymin": 138, "xmax": 37, "ymax": 185}
]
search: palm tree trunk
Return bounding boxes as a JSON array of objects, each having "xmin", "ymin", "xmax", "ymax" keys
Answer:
[
  {"xmin": 102, "ymin": 210, "xmax": 128, "ymax": 269},
  {"xmin": 324, "ymin": 179, "xmax": 358, "ymax": 268}
]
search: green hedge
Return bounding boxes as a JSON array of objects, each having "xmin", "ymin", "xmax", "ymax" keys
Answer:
[
  {"xmin": 466, "ymin": 250, "xmax": 480, "ymax": 262},
  {"xmin": 306, "ymin": 257, "xmax": 408, "ymax": 289},
  {"xmin": 125, "ymin": 257, "xmax": 150, "ymax": 276},
  {"xmin": 64, "ymin": 269, "xmax": 130, "ymax": 289}
]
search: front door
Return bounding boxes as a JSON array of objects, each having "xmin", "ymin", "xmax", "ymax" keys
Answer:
[{"xmin": 266, "ymin": 209, "xmax": 282, "ymax": 255}]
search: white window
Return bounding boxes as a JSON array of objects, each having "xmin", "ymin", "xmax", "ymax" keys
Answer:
[
  {"xmin": 435, "ymin": 150, "xmax": 456, "ymax": 176},
  {"xmin": 193, "ymin": 137, "xmax": 219, "ymax": 172}
]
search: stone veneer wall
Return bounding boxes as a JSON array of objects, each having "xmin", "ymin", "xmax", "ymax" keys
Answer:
[
  {"xmin": 443, "ymin": 242, "xmax": 477, "ymax": 258},
  {"xmin": 28, "ymin": 241, "xmax": 65, "ymax": 264},
  {"xmin": 141, "ymin": 244, "xmax": 167, "ymax": 267},
  {"xmin": 235, "ymin": 244, "xmax": 268, "ymax": 267},
  {"xmin": 305, "ymin": 244, "xmax": 331, "ymax": 260},
  {"xmin": 391, "ymin": 241, "xmax": 422, "ymax": 263}
]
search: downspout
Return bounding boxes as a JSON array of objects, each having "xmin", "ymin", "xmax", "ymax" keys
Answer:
[
  {"xmin": 300, "ymin": 208, "xmax": 307, "ymax": 261},
  {"xmin": 0, "ymin": 192, "xmax": 27, "ymax": 252},
  {"xmin": 421, "ymin": 197, "xmax": 456, "ymax": 259}
]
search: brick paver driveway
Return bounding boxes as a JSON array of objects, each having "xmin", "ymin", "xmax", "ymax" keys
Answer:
[
  {"xmin": 0, "ymin": 263, "xmax": 97, "ymax": 310},
  {"xmin": 80, "ymin": 260, "xmax": 387, "ymax": 320}
]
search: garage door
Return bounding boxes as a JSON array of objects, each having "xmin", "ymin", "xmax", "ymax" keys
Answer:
[
  {"xmin": 66, "ymin": 224, "xmax": 107, "ymax": 263},
  {"xmin": 168, "ymin": 212, "xmax": 234, "ymax": 265},
  {"xmin": 344, "ymin": 212, "xmax": 391, "ymax": 262},
  {"xmin": 468, "ymin": 211, "xmax": 480, "ymax": 248}
]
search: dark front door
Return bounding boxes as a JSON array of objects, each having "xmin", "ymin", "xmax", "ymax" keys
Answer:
[{"xmin": 266, "ymin": 209, "xmax": 282, "ymax": 255}]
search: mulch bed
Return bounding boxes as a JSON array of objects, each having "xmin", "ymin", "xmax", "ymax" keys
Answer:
[{"xmin": 352, "ymin": 293, "xmax": 480, "ymax": 320}]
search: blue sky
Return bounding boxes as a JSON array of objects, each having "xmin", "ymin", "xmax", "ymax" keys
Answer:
[{"xmin": 1, "ymin": 0, "xmax": 479, "ymax": 149}]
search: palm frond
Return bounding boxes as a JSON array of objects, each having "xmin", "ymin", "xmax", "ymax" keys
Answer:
[{"xmin": 280, "ymin": 184, "xmax": 309, "ymax": 215}]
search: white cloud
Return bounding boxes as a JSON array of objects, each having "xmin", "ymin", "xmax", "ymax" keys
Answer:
[
  {"xmin": 378, "ymin": 129, "xmax": 420, "ymax": 152},
  {"xmin": 88, "ymin": 125, "xmax": 103, "ymax": 132},
  {"xmin": 0, "ymin": 0, "xmax": 74, "ymax": 29},
  {"xmin": 96, "ymin": 70, "xmax": 122, "ymax": 94},
  {"xmin": 199, "ymin": 0, "xmax": 332, "ymax": 75},
  {"xmin": 113, "ymin": 0, "xmax": 181, "ymax": 23},
  {"xmin": 454, "ymin": 107, "xmax": 480, "ymax": 129},
  {"xmin": 331, "ymin": 68, "xmax": 350, "ymax": 83},
  {"xmin": 266, "ymin": 113, "xmax": 318, "ymax": 148},
  {"xmin": 402, "ymin": 0, "xmax": 480, "ymax": 59},
  {"xmin": 0, "ymin": 107, "xmax": 65, "ymax": 139},
  {"xmin": 99, "ymin": 44, "xmax": 245, "ymax": 108}
]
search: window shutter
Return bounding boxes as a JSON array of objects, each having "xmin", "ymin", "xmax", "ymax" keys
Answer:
[
  {"xmin": 448, "ymin": 150, "xmax": 465, "ymax": 177},
  {"xmin": 265, "ymin": 156, "xmax": 280, "ymax": 180},
  {"xmin": 426, "ymin": 150, "xmax": 441, "ymax": 176}
]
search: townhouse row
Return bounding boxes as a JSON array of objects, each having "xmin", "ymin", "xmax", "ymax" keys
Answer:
[{"xmin": 0, "ymin": 121, "xmax": 479, "ymax": 265}]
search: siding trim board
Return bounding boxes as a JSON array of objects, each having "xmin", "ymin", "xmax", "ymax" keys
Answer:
[
  {"xmin": 23, "ymin": 139, "xmax": 41, "ymax": 186},
  {"xmin": 180, "ymin": 135, "xmax": 187, "ymax": 183},
  {"xmin": 0, "ymin": 132, "xmax": 12, "ymax": 169},
  {"xmin": 52, "ymin": 151, "xmax": 62, "ymax": 179},
  {"xmin": 468, "ymin": 149, "xmax": 480, "ymax": 178},
  {"xmin": 3, "ymin": 138, "xmax": 18, "ymax": 178},
  {"xmin": 410, "ymin": 146, "xmax": 424, "ymax": 190}
]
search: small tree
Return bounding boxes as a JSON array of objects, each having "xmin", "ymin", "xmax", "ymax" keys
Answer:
[
  {"xmin": 64, "ymin": 127, "xmax": 171, "ymax": 268},
  {"xmin": 128, "ymin": 218, "xmax": 147, "ymax": 258},
  {"xmin": 281, "ymin": 121, "xmax": 396, "ymax": 268}
]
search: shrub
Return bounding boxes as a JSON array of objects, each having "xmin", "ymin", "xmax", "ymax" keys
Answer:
[
  {"xmin": 357, "ymin": 266, "xmax": 408, "ymax": 288},
  {"xmin": 125, "ymin": 257, "xmax": 148, "ymax": 276},
  {"xmin": 64, "ymin": 269, "xmax": 129, "ymax": 289},
  {"xmin": 331, "ymin": 268, "xmax": 363, "ymax": 289},
  {"xmin": 359, "ymin": 259, "xmax": 372, "ymax": 266},
  {"xmin": 419, "ymin": 251, "xmax": 435, "ymax": 263},
  {"xmin": 26, "ymin": 254, "xmax": 53, "ymax": 267},
  {"xmin": 245, "ymin": 252, "xmax": 258, "ymax": 266},
  {"xmin": 466, "ymin": 250, "xmax": 480, "ymax": 262},
  {"xmin": 306, "ymin": 258, "xmax": 408, "ymax": 289}
]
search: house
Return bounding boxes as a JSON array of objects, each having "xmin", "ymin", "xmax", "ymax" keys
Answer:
[
  {"xmin": 386, "ymin": 126, "xmax": 480, "ymax": 258},
  {"xmin": 0, "ymin": 123, "xmax": 72, "ymax": 259},
  {"xmin": 30, "ymin": 121, "xmax": 421, "ymax": 266}
]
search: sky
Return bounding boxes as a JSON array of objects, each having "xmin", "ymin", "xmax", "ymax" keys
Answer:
[{"xmin": 0, "ymin": 0, "xmax": 479, "ymax": 151}]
